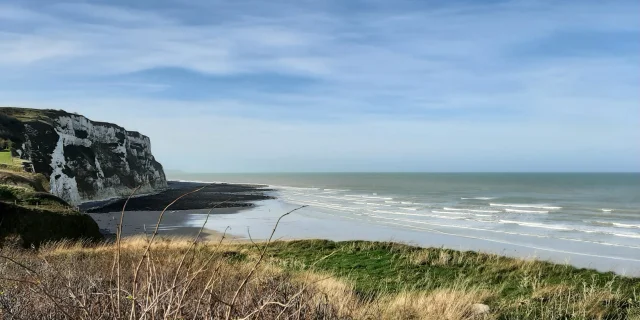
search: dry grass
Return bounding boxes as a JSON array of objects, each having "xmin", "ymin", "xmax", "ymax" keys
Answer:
[
  {"xmin": 0, "ymin": 237, "xmax": 494, "ymax": 320},
  {"xmin": 0, "ymin": 237, "xmax": 344, "ymax": 319},
  {"xmin": 300, "ymin": 271, "xmax": 492, "ymax": 320}
]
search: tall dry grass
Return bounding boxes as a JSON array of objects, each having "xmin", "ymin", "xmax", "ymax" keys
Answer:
[
  {"xmin": 0, "ymin": 187, "xmax": 331, "ymax": 319},
  {"xmin": 0, "ymin": 238, "xmax": 493, "ymax": 319}
]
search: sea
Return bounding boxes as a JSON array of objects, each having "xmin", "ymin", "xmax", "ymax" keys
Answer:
[{"xmin": 169, "ymin": 172, "xmax": 640, "ymax": 275}]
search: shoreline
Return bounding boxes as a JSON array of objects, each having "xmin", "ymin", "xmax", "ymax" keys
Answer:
[
  {"xmin": 88, "ymin": 207, "xmax": 246, "ymax": 240},
  {"xmin": 86, "ymin": 180, "xmax": 640, "ymax": 276},
  {"xmin": 86, "ymin": 180, "xmax": 273, "ymax": 240},
  {"xmin": 186, "ymin": 198, "xmax": 640, "ymax": 276},
  {"xmin": 83, "ymin": 180, "xmax": 274, "ymax": 213}
]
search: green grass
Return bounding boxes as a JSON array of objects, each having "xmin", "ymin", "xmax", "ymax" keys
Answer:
[
  {"xmin": 0, "ymin": 150, "xmax": 12, "ymax": 165},
  {"xmin": 0, "ymin": 184, "xmax": 31, "ymax": 200},
  {"xmin": 0, "ymin": 178, "xmax": 103, "ymax": 247},
  {"xmin": 260, "ymin": 240, "xmax": 640, "ymax": 319},
  {"xmin": 0, "ymin": 201, "xmax": 103, "ymax": 247}
]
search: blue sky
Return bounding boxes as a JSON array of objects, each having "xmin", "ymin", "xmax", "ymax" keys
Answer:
[{"xmin": 1, "ymin": 0, "xmax": 638, "ymax": 172}]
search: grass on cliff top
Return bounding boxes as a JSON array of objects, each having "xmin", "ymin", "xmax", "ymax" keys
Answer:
[
  {"xmin": 1, "ymin": 237, "xmax": 638, "ymax": 319},
  {"xmin": 263, "ymin": 240, "xmax": 640, "ymax": 319},
  {"xmin": 0, "ymin": 107, "xmax": 55, "ymax": 123},
  {"xmin": 0, "ymin": 184, "xmax": 72, "ymax": 213},
  {"xmin": 0, "ymin": 150, "xmax": 11, "ymax": 165}
]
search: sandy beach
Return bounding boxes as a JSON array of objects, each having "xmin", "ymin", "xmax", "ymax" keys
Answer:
[
  {"xmin": 83, "ymin": 181, "xmax": 273, "ymax": 213},
  {"xmin": 85, "ymin": 181, "xmax": 272, "ymax": 240},
  {"xmin": 87, "ymin": 207, "xmax": 244, "ymax": 240}
]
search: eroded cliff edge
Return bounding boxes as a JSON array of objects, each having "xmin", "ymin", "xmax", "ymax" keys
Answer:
[{"xmin": 0, "ymin": 107, "xmax": 167, "ymax": 204}]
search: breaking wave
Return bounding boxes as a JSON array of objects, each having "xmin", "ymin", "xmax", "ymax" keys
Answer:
[{"xmin": 490, "ymin": 203, "xmax": 562, "ymax": 210}]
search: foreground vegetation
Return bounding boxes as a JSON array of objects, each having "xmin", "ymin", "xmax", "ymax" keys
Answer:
[
  {"xmin": 267, "ymin": 240, "xmax": 640, "ymax": 319},
  {"xmin": 0, "ymin": 170, "xmax": 103, "ymax": 247},
  {"xmin": 0, "ymin": 234, "xmax": 638, "ymax": 319},
  {"xmin": 0, "ymin": 150, "xmax": 11, "ymax": 165}
]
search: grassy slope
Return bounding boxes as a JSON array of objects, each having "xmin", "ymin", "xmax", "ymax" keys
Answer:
[
  {"xmin": 0, "ymin": 170, "xmax": 103, "ymax": 247},
  {"xmin": 0, "ymin": 150, "xmax": 11, "ymax": 165},
  {"xmin": 0, "ymin": 107, "xmax": 58, "ymax": 123},
  {"xmin": 0, "ymin": 237, "xmax": 638, "ymax": 319},
  {"xmin": 263, "ymin": 240, "xmax": 640, "ymax": 319}
]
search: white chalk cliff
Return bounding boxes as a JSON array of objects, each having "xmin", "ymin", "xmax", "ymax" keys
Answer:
[{"xmin": 0, "ymin": 108, "xmax": 167, "ymax": 204}]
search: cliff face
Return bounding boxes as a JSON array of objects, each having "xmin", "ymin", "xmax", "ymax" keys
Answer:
[{"xmin": 0, "ymin": 108, "xmax": 167, "ymax": 204}]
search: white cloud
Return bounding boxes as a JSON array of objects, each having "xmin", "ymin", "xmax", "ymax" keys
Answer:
[{"xmin": 0, "ymin": 0, "xmax": 638, "ymax": 171}]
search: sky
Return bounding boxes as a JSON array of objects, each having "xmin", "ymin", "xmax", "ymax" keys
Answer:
[{"xmin": 0, "ymin": 0, "xmax": 638, "ymax": 172}]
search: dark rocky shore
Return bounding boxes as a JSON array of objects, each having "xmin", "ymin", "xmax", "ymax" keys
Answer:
[{"xmin": 82, "ymin": 181, "xmax": 274, "ymax": 213}]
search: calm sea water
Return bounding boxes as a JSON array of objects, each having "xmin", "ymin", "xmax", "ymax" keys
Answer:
[{"xmin": 170, "ymin": 172, "xmax": 640, "ymax": 271}]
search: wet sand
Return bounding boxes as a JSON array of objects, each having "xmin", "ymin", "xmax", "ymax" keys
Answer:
[
  {"xmin": 85, "ymin": 181, "xmax": 272, "ymax": 240},
  {"xmin": 83, "ymin": 181, "xmax": 273, "ymax": 213},
  {"xmin": 88, "ymin": 207, "xmax": 245, "ymax": 240}
]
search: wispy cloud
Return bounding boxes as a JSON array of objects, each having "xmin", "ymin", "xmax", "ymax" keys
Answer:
[{"xmin": 0, "ymin": 0, "xmax": 638, "ymax": 171}]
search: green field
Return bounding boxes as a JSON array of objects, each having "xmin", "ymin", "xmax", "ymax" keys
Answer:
[
  {"xmin": 0, "ymin": 150, "xmax": 12, "ymax": 165},
  {"xmin": 263, "ymin": 240, "xmax": 640, "ymax": 319}
]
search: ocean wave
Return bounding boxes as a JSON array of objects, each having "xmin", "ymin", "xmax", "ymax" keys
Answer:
[
  {"xmin": 363, "ymin": 196, "xmax": 393, "ymax": 200},
  {"xmin": 352, "ymin": 201, "xmax": 383, "ymax": 206},
  {"xmin": 613, "ymin": 222, "xmax": 640, "ymax": 229},
  {"xmin": 363, "ymin": 215, "xmax": 640, "ymax": 250},
  {"xmin": 588, "ymin": 220, "xmax": 613, "ymax": 227},
  {"xmin": 461, "ymin": 197, "xmax": 495, "ymax": 200},
  {"xmin": 373, "ymin": 219, "xmax": 640, "ymax": 261},
  {"xmin": 499, "ymin": 220, "xmax": 571, "ymax": 231},
  {"xmin": 504, "ymin": 208, "xmax": 549, "ymax": 214},
  {"xmin": 612, "ymin": 233, "xmax": 640, "ymax": 239},
  {"xmin": 343, "ymin": 194, "xmax": 393, "ymax": 201},
  {"xmin": 432, "ymin": 210, "xmax": 468, "ymax": 215},
  {"xmin": 374, "ymin": 210, "xmax": 465, "ymax": 220},
  {"xmin": 601, "ymin": 209, "xmax": 614, "ymax": 212},
  {"xmin": 443, "ymin": 207, "xmax": 500, "ymax": 213},
  {"xmin": 490, "ymin": 203, "xmax": 561, "ymax": 210},
  {"xmin": 591, "ymin": 221, "xmax": 640, "ymax": 229}
]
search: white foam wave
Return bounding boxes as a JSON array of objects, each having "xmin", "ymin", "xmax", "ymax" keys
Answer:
[
  {"xmin": 443, "ymin": 207, "xmax": 500, "ymax": 213},
  {"xmin": 432, "ymin": 210, "xmax": 468, "ymax": 215},
  {"xmin": 356, "ymin": 214, "xmax": 640, "ymax": 250},
  {"xmin": 490, "ymin": 203, "xmax": 561, "ymax": 210},
  {"xmin": 363, "ymin": 196, "xmax": 393, "ymax": 200},
  {"xmin": 613, "ymin": 233, "xmax": 640, "ymax": 239},
  {"xmin": 504, "ymin": 209, "xmax": 549, "ymax": 214},
  {"xmin": 344, "ymin": 194, "xmax": 393, "ymax": 201},
  {"xmin": 369, "ymin": 218, "xmax": 640, "ymax": 261},
  {"xmin": 499, "ymin": 220, "xmax": 571, "ymax": 231},
  {"xmin": 374, "ymin": 210, "xmax": 465, "ymax": 220},
  {"xmin": 602, "ymin": 209, "xmax": 614, "ymax": 212},
  {"xmin": 612, "ymin": 222, "xmax": 640, "ymax": 229},
  {"xmin": 461, "ymin": 197, "xmax": 495, "ymax": 200}
]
